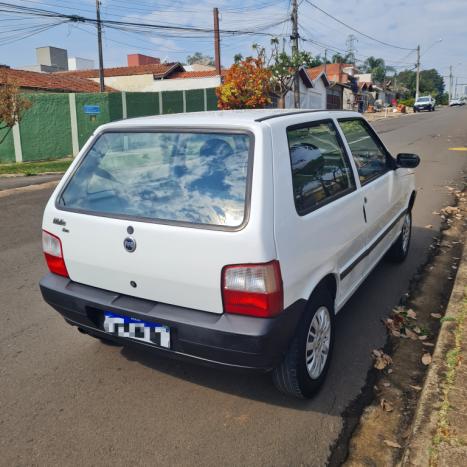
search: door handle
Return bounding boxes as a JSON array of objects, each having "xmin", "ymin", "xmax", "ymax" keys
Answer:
[{"xmin": 364, "ymin": 196, "xmax": 368, "ymax": 204}]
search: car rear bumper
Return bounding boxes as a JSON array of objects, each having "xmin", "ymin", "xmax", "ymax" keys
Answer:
[{"xmin": 39, "ymin": 273, "xmax": 306, "ymax": 371}]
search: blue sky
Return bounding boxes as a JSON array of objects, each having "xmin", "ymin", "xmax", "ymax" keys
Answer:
[{"xmin": 1, "ymin": 0, "xmax": 466, "ymax": 93}]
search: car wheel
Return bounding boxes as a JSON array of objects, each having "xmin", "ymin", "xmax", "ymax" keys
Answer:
[
  {"xmin": 272, "ymin": 287, "xmax": 335, "ymax": 398},
  {"xmin": 413, "ymin": 107, "xmax": 417, "ymax": 113},
  {"xmin": 386, "ymin": 211, "xmax": 412, "ymax": 263}
]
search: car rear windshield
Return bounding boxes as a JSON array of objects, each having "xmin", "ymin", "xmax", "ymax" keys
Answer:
[
  {"xmin": 58, "ymin": 130, "xmax": 252, "ymax": 228},
  {"xmin": 417, "ymin": 97, "xmax": 430, "ymax": 102}
]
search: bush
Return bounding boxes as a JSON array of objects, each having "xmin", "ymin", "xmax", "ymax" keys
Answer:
[{"xmin": 398, "ymin": 97, "xmax": 415, "ymax": 107}]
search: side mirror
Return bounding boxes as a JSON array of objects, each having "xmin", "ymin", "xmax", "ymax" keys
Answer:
[{"xmin": 396, "ymin": 153, "xmax": 420, "ymax": 169}]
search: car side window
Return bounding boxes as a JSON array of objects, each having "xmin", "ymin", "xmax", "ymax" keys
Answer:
[
  {"xmin": 338, "ymin": 119, "xmax": 390, "ymax": 184},
  {"xmin": 287, "ymin": 120, "xmax": 356, "ymax": 216}
]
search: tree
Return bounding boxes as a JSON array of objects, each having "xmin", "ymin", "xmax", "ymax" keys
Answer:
[
  {"xmin": 265, "ymin": 38, "xmax": 317, "ymax": 108},
  {"xmin": 361, "ymin": 56, "xmax": 395, "ymax": 84},
  {"xmin": 0, "ymin": 69, "xmax": 31, "ymax": 145},
  {"xmin": 331, "ymin": 53, "xmax": 353, "ymax": 64},
  {"xmin": 216, "ymin": 56, "xmax": 272, "ymax": 109},
  {"xmin": 395, "ymin": 68, "xmax": 444, "ymax": 98},
  {"xmin": 186, "ymin": 52, "xmax": 214, "ymax": 66}
]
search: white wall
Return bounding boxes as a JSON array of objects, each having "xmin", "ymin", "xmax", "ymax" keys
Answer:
[
  {"xmin": 284, "ymin": 78, "xmax": 327, "ymax": 109},
  {"xmin": 68, "ymin": 57, "xmax": 95, "ymax": 71},
  {"xmin": 90, "ymin": 75, "xmax": 221, "ymax": 92}
]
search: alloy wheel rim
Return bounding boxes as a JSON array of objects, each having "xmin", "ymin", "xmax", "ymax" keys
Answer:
[
  {"xmin": 305, "ymin": 306, "xmax": 331, "ymax": 379},
  {"xmin": 402, "ymin": 213, "xmax": 411, "ymax": 252}
]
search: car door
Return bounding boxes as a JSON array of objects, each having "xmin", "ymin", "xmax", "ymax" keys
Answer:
[
  {"xmin": 337, "ymin": 117, "xmax": 406, "ymax": 275},
  {"xmin": 271, "ymin": 118, "xmax": 367, "ymax": 311}
]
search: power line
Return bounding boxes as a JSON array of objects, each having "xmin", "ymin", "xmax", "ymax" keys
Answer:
[{"xmin": 304, "ymin": 0, "xmax": 415, "ymax": 51}]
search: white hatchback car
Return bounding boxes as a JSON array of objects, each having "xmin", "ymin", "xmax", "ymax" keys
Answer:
[{"xmin": 40, "ymin": 109, "xmax": 420, "ymax": 398}]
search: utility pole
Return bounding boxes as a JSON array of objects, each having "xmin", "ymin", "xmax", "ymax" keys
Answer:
[
  {"xmin": 454, "ymin": 77, "xmax": 458, "ymax": 98},
  {"xmin": 324, "ymin": 49, "xmax": 327, "ymax": 76},
  {"xmin": 213, "ymin": 8, "xmax": 221, "ymax": 76},
  {"xmin": 96, "ymin": 0, "xmax": 105, "ymax": 92},
  {"xmin": 415, "ymin": 44, "xmax": 420, "ymax": 100},
  {"xmin": 448, "ymin": 65, "xmax": 453, "ymax": 102},
  {"xmin": 291, "ymin": 0, "xmax": 300, "ymax": 108}
]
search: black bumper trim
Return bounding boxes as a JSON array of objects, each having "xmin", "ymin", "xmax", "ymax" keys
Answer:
[{"xmin": 40, "ymin": 273, "xmax": 306, "ymax": 371}]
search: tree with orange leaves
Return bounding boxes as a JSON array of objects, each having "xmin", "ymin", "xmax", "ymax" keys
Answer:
[{"xmin": 216, "ymin": 56, "xmax": 272, "ymax": 110}]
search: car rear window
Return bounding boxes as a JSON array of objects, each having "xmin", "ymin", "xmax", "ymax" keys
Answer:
[
  {"xmin": 417, "ymin": 97, "xmax": 429, "ymax": 102},
  {"xmin": 57, "ymin": 131, "xmax": 252, "ymax": 228}
]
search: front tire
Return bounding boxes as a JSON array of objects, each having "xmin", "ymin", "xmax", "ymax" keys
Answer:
[
  {"xmin": 386, "ymin": 211, "xmax": 412, "ymax": 262},
  {"xmin": 272, "ymin": 287, "xmax": 335, "ymax": 398}
]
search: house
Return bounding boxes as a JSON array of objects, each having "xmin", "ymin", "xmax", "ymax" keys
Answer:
[
  {"xmin": 0, "ymin": 65, "xmax": 113, "ymax": 93},
  {"xmin": 59, "ymin": 62, "xmax": 222, "ymax": 93},
  {"xmin": 284, "ymin": 66, "xmax": 330, "ymax": 109},
  {"xmin": 307, "ymin": 63, "xmax": 378, "ymax": 111}
]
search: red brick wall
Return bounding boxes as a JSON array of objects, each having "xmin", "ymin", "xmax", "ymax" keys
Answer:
[{"xmin": 127, "ymin": 54, "xmax": 160, "ymax": 66}]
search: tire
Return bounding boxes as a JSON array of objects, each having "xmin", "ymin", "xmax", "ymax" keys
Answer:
[
  {"xmin": 272, "ymin": 287, "xmax": 335, "ymax": 398},
  {"xmin": 413, "ymin": 107, "xmax": 417, "ymax": 113},
  {"xmin": 386, "ymin": 211, "xmax": 412, "ymax": 263},
  {"xmin": 78, "ymin": 327, "xmax": 123, "ymax": 346}
]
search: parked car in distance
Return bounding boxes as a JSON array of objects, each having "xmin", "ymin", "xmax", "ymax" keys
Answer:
[
  {"xmin": 413, "ymin": 96, "xmax": 436, "ymax": 112},
  {"xmin": 449, "ymin": 98, "xmax": 464, "ymax": 106},
  {"xmin": 40, "ymin": 109, "xmax": 420, "ymax": 398}
]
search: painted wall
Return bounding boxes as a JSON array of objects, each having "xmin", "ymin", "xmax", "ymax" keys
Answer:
[
  {"xmin": 19, "ymin": 93, "xmax": 72, "ymax": 161},
  {"xmin": 0, "ymin": 127, "xmax": 15, "ymax": 163},
  {"xmin": 90, "ymin": 75, "xmax": 221, "ymax": 92},
  {"xmin": 284, "ymin": 78, "xmax": 327, "ymax": 110},
  {"xmin": 0, "ymin": 89, "xmax": 219, "ymax": 164}
]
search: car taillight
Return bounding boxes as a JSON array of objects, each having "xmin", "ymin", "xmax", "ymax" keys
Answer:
[
  {"xmin": 222, "ymin": 260, "xmax": 283, "ymax": 318},
  {"xmin": 42, "ymin": 230, "xmax": 69, "ymax": 278}
]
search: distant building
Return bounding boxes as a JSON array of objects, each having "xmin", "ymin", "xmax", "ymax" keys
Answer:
[
  {"xmin": 284, "ymin": 67, "xmax": 329, "ymax": 109},
  {"xmin": 20, "ymin": 46, "xmax": 69, "ymax": 73},
  {"xmin": 184, "ymin": 64, "xmax": 216, "ymax": 72},
  {"xmin": 127, "ymin": 54, "xmax": 160, "ymax": 67},
  {"xmin": 68, "ymin": 57, "xmax": 95, "ymax": 71},
  {"xmin": 0, "ymin": 65, "xmax": 113, "ymax": 93},
  {"xmin": 60, "ymin": 63, "xmax": 223, "ymax": 92}
]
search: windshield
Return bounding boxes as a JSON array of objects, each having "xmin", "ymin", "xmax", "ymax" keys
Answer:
[
  {"xmin": 417, "ymin": 97, "xmax": 430, "ymax": 102},
  {"xmin": 58, "ymin": 131, "xmax": 252, "ymax": 228}
]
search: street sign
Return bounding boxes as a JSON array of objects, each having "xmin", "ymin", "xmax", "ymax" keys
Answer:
[{"xmin": 83, "ymin": 105, "xmax": 101, "ymax": 115}]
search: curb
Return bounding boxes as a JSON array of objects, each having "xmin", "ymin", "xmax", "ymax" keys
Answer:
[
  {"xmin": 401, "ymin": 233, "xmax": 466, "ymax": 465},
  {"xmin": 0, "ymin": 180, "xmax": 59, "ymax": 198}
]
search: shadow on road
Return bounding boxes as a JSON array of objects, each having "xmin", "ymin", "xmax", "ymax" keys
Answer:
[{"xmin": 117, "ymin": 226, "xmax": 437, "ymax": 414}]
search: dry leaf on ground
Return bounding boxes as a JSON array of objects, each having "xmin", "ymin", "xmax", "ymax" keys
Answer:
[
  {"xmin": 384, "ymin": 440, "xmax": 402, "ymax": 448},
  {"xmin": 424, "ymin": 224, "xmax": 433, "ymax": 229},
  {"xmin": 422, "ymin": 342, "xmax": 435, "ymax": 347},
  {"xmin": 405, "ymin": 328, "xmax": 419, "ymax": 340},
  {"xmin": 372, "ymin": 349, "xmax": 392, "ymax": 370},
  {"xmin": 418, "ymin": 335, "xmax": 428, "ymax": 341},
  {"xmin": 422, "ymin": 353, "xmax": 432, "ymax": 365},
  {"xmin": 430, "ymin": 313, "xmax": 442, "ymax": 319},
  {"xmin": 380, "ymin": 399, "xmax": 394, "ymax": 412},
  {"xmin": 406, "ymin": 309, "xmax": 417, "ymax": 319},
  {"xmin": 409, "ymin": 385, "xmax": 422, "ymax": 391}
]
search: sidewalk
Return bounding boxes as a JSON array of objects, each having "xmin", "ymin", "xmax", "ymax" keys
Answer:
[{"xmin": 402, "ymin": 234, "xmax": 467, "ymax": 465}]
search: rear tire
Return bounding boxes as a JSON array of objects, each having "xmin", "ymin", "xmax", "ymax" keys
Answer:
[
  {"xmin": 272, "ymin": 287, "xmax": 335, "ymax": 398},
  {"xmin": 386, "ymin": 211, "xmax": 412, "ymax": 263}
]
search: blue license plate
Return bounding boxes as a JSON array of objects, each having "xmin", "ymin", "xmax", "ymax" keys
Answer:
[{"xmin": 103, "ymin": 312, "xmax": 170, "ymax": 348}]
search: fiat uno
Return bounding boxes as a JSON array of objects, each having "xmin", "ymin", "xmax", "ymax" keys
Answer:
[{"xmin": 40, "ymin": 109, "xmax": 420, "ymax": 398}]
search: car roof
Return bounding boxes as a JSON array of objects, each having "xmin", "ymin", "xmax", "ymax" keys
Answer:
[{"xmin": 98, "ymin": 109, "xmax": 361, "ymax": 131}]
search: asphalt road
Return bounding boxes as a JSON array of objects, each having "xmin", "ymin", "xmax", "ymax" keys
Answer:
[{"xmin": 1, "ymin": 107, "xmax": 466, "ymax": 467}]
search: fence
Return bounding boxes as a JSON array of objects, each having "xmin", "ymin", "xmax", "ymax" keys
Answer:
[{"xmin": 0, "ymin": 88, "xmax": 219, "ymax": 164}]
